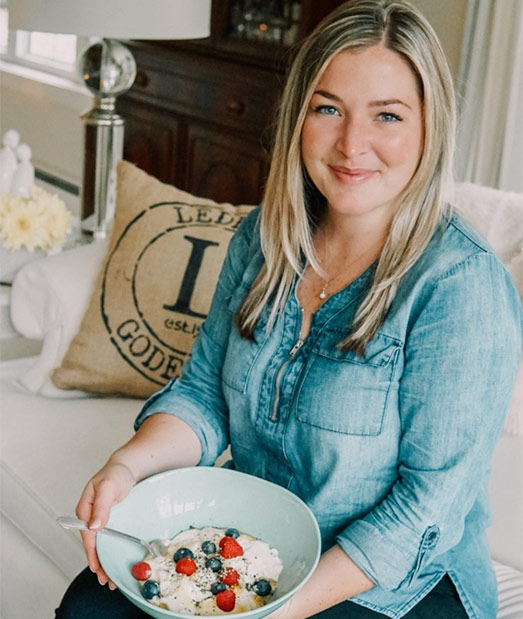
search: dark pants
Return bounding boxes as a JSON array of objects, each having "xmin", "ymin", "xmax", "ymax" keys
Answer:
[{"xmin": 55, "ymin": 568, "xmax": 468, "ymax": 618}]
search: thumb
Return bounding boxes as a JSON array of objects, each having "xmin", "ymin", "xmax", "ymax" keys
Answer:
[{"xmin": 89, "ymin": 479, "xmax": 121, "ymax": 529}]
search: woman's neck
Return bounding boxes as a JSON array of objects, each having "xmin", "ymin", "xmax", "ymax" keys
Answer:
[{"xmin": 318, "ymin": 209, "xmax": 390, "ymax": 267}]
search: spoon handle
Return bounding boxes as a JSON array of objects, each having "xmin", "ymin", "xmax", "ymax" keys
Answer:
[
  {"xmin": 57, "ymin": 515, "xmax": 94, "ymax": 531},
  {"xmin": 57, "ymin": 516, "xmax": 154, "ymax": 554}
]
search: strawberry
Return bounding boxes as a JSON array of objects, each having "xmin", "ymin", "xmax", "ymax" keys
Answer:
[
  {"xmin": 216, "ymin": 589, "xmax": 236, "ymax": 612},
  {"xmin": 175, "ymin": 557, "xmax": 197, "ymax": 576},
  {"xmin": 220, "ymin": 567, "xmax": 239, "ymax": 586},
  {"xmin": 219, "ymin": 536, "xmax": 243, "ymax": 558}
]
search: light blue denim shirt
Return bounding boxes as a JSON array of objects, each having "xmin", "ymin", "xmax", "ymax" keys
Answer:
[{"xmin": 135, "ymin": 206, "xmax": 521, "ymax": 618}]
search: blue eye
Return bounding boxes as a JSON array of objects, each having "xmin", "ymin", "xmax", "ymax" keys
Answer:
[
  {"xmin": 314, "ymin": 105, "xmax": 339, "ymax": 116},
  {"xmin": 379, "ymin": 112, "xmax": 402, "ymax": 122}
]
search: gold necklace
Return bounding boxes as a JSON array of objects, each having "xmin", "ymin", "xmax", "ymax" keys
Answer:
[
  {"xmin": 318, "ymin": 230, "xmax": 334, "ymax": 300},
  {"xmin": 317, "ymin": 230, "xmax": 381, "ymax": 302}
]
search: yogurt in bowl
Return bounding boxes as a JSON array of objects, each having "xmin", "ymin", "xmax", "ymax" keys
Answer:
[{"xmin": 132, "ymin": 526, "xmax": 283, "ymax": 614}]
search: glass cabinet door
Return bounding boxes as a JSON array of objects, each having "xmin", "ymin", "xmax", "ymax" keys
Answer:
[{"xmin": 227, "ymin": 0, "xmax": 303, "ymax": 46}]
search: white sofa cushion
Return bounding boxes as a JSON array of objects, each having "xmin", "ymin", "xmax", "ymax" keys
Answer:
[
  {"xmin": 0, "ymin": 513, "xmax": 72, "ymax": 619},
  {"xmin": 494, "ymin": 561, "xmax": 523, "ymax": 618},
  {"xmin": 0, "ymin": 356, "xmax": 138, "ymax": 581},
  {"xmin": 488, "ymin": 431, "xmax": 523, "ymax": 571},
  {"xmin": 453, "ymin": 183, "xmax": 523, "ymax": 273}
]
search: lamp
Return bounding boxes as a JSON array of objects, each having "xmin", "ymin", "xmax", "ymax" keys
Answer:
[{"xmin": 9, "ymin": 0, "xmax": 212, "ymax": 239}]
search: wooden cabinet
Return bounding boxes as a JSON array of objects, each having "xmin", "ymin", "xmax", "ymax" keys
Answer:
[
  {"xmin": 121, "ymin": 1, "xmax": 342, "ymax": 205},
  {"xmin": 122, "ymin": 102, "xmax": 180, "ymax": 185},
  {"xmin": 185, "ymin": 124, "xmax": 269, "ymax": 205}
]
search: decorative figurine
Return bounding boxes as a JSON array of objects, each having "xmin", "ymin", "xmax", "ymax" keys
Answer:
[
  {"xmin": 0, "ymin": 129, "xmax": 20, "ymax": 194},
  {"xmin": 11, "ymin": 143, "xmax": 35, "ymax": 198}
]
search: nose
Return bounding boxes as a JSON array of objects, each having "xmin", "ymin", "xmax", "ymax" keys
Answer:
[{"xmin": 336, "ymin": 116, "xmax": 368, "ymax": 157}]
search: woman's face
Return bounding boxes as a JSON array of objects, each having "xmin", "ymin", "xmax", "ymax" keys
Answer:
[{"xmin": 301, "ymin": 45, "xmax": 424, "ymax": 229}]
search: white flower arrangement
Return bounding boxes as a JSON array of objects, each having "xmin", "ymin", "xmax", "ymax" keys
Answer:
[{"xmin": 0, "ymin": 185, "xmax": 73, "ymax": 253}]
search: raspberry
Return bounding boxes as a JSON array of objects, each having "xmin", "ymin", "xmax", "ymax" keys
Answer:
[
  {"xmin": 216, "ymin": 589, "xmax": 236, "ymax": 612},
  {"xmin": 131, "ymin": 561, "xmax": 152, "ymax": 580},
  {"xmin": 219, "ymin": 536, "xmax": 243, "ymax": 558},
  {"xmin": 175, "ymin": 557, "xmax": 197, "ymax": 575},
  {"xmin": 220, "ymin": 567, "xmax": 239, "ymax": 585}
]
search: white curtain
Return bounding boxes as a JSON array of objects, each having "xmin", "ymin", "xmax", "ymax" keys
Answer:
[{"xmin": 455, "ymin": 0, "xmax": 523, "ymax": 192}]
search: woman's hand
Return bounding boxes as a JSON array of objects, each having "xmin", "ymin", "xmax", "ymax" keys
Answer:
[
  {"xmin": 75, "ymin": 459, "xmax": 137, "ymax": 588},
  {"xmin": 74, "ymin": 413, "xmax": 202, "ymax": 589},
  {"xmin": 265, "ymin": 545, "xmax": 375, "ymax": 619},
  {"xmin": 265, "ymin": 600, "xmax": 295, "ymax": 618}
]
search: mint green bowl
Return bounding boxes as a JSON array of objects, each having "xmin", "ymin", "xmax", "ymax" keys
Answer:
[{"xmin": 97, "ymin": 467, "xmax": 321, "ymax": 618}]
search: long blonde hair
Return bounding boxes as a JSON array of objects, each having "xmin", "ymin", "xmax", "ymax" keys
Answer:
[{"xmin": 237, "ymin": 0, "xmax": 456, "ymax": 355}]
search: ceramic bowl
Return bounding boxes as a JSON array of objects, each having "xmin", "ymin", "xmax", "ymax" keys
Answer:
[{"xmin": 97, "ymin": 466, "xmax": 321, "ymax": 618}]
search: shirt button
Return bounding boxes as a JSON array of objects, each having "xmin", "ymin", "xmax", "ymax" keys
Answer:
[{"xmin": 424, "ymin": 526, "xmax": 440, "ymax": 547}]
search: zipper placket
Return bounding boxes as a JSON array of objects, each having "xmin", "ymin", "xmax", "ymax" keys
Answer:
[{"xmin": 270, "ymin": 337, "xmax": 305, "ymax": 422}]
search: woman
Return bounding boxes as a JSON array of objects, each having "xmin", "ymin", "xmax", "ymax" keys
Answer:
[{"xmin": 57, "ymin": 1, "xmax": 521, "ymax": 617}]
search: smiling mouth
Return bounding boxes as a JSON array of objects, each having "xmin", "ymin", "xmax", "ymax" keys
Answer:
[{"xmin": 330, "ymin": 166, "xmax": 377, "ymax": 184}]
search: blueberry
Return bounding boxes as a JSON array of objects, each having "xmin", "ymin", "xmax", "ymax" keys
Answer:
[
  {"xmin": 225, "ymin": 528, "xmax": 239, "ymax": 539},
  {"xmin": 211, "ymin": 581, "xmax": 227, "ymax": 595},
  {"xmin": 174, "ymin": 547, "xmax": 194, "ymax": 562},
  {"xmin": 205, "ymin": 557, "xmax": 222, "ymax": 572},
  {"xmin": 253, "ymin": 579, "xmax": 272, "ymax": 596},
  {"xmin": 201, "ymin": 540, "xmax": 216, "ymax": 555},
  {"xmin": 141, "ymin": 580, "xmax": 160, "ymax": 599}
]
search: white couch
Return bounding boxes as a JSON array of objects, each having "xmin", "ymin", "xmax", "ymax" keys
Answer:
[{"xmin": 0, "ymin": 183, "xmax": 522, "ymax": 619}]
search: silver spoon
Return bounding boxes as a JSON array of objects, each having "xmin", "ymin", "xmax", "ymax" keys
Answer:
[{"xmin": 57, "ymin": 515, "xmax": 169, "ymax": 558}]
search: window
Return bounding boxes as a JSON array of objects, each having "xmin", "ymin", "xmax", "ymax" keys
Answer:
[
  {"xmin": 0, "ymin": 6, "xmax": 8, "ymax": 53},
  {"xmin": 15, "ymin": 31, "xmax": 78, "ymax": 74},
  {"xmin": 0, "ymin": 4, "xmax": 88, "ymax": 81}
]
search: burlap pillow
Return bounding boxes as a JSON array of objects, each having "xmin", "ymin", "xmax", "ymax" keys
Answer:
[{"xmin": 52, "ymin": 161, "xmax": 255, "ymax": 398}]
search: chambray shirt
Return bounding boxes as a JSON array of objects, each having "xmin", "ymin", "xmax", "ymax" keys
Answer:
[{"xmin": 135, "ymin": 206, "xmax": 521, "ymax": 618}]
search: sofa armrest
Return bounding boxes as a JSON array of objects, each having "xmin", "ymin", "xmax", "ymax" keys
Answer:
[{"xmin": 9, "ymin": 239, "xmax": 108, "ymax": 396}]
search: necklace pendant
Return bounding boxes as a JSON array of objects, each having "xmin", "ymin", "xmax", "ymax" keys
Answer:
[{"xmin": 319, "ymin": 288, "xmax": 327, "ymax": 300}]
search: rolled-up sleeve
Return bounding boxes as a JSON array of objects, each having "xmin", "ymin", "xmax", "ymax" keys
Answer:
[
  {"xmin": 134, "ymin": 207, "xmax": 261, "ymax": 466},
  {"xmin": 337, "ymin": 252, "xmax": 521, "ymax": 590}
]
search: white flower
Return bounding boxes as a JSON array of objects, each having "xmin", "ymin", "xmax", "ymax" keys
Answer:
[
  {"xmin": 0, "ymin": 185, "xmax": 72, "ymax": 252},
  {"xmin": 0, "ymin": 202, "xmax": 49, "ymax": 251}
]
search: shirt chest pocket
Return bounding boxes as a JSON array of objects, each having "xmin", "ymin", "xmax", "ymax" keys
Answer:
[
  {"xmin": 221, "ymin": 287, "xmax": 269, "ymax": 394},
  {"xmin": 295, "ymin": 332, "xmax": 401, "ymax": 436}
]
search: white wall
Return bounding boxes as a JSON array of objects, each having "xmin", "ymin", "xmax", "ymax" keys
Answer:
[
  {"xmin": 410, "ymin": 0, "xmax": 469, "ymax": 79},
  {"xmin": 0, "ymin": 61, "xmax": 91, "ymax": 187}
]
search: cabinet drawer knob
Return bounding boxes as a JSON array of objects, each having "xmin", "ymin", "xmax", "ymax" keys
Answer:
[
  {"xmin": 226, "ymin": 97, "xmax": 245, "ymax": 116},
  {"xmin": 134, "ymin": 70, "xmax": 150, "ymax": 88}
]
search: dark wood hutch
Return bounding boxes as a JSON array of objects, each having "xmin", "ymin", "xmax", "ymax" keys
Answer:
[{"xmin": 120, "ymin": 1, "xmax": 342, "ymax": 205}]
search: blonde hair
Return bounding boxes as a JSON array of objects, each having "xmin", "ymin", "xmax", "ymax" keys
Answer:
[{"xmin": 237, "ymin": 0, "xmax": 456, "ymax": 355}]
